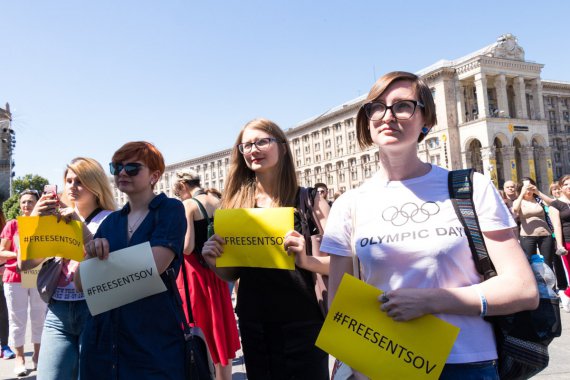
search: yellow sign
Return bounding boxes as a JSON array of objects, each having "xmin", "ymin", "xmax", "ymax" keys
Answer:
[
  {"xmin": 316, "ymin": 274, "xmax": 460, "ymax": 379},
  {"xmin": 528, "ymin": 159, "xmax": 536, "ymax": 181},
  {"xmin": 18, "ymin": 216, "xmax": 84, "ymax": 262},
  {"xmin": 441, "ymin": 134, "xmax": 447, "ymax": 142},
  {"xmin": 546, "ymin": 159, "xmax": 553, "ymax": 185},
  {"xmin": 21, "ymin": 261, "xmax": 46, "ymax": 288},
  {"xmin": 510, "ymin": 159, "xmax": 518, "ymax": 183},
  {"xmin": 508, "ymin": 124, "xmax": 514, "ymax": 133},
  {"xmin": 214, "ymin": 208, "xmax": 295, "ymax": 270}
]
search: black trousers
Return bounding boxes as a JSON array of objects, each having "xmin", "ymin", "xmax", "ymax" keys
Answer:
[{"xmin": 239, "ymin": 319, "xmax": 329, "ymax": 380}]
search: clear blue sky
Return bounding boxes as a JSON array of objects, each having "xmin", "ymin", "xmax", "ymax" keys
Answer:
[{"xmin": 1, "ymin": 0, "xmax": 568, "ymax": 187}]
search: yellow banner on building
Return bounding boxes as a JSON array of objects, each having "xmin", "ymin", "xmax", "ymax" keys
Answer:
[
  {"xmin": 528, "ymin": 159, "xmax": 536, "ymax": 181},
  {"xmin": 214, "ymin": 207, "xmax": 295, "ymax": 270},
  {"xmin": 316, "ymin": 274, "xmax": 459, "ymax": 379},
  {"xmin": 510, "ymin": 159, "xmax": 518, "ymax": 183},
  {"xmin": 17, "ymin": 216, "xmax": 84, "ymax": 262},
  {"xmin": 546, "ymin": 159, "xmax": 554, "ymax": 185}
]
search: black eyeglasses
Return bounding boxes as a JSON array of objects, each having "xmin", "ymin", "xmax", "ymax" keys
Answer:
[
  {"xmin": 363, "ymin": 100, "xmax": 424, "ymax": 121},
  {"xmin": 237, "ymin": 137, "xmax": 282, "ymax": 154},
  {"xmin": 109, "ymin": 162, "xmax": 144, "ymax": 176}
]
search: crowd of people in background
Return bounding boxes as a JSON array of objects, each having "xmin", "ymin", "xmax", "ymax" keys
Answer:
[
  {"xmin": 500, "ymin": 175, "xmax": 570, "ymax": 312},
  {"xmin": 0, "ymin": 72, "xmax": 568, "ymax": 379}
]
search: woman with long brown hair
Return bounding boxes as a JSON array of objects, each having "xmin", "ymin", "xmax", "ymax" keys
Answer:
[{"xmin": 202, "ymin": 118, "xmax": 330, "ymax": 379}]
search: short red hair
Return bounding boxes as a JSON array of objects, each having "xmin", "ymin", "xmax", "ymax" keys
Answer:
[{"xmin": 112, "ymin": 141, "xmax": 165, "ymax": 176}]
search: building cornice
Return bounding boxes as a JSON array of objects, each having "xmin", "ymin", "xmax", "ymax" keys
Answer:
[
  {"xmin": 166, "ymin": 148, "xmax": 232, "ymax": 170},
  {"xmin": 285, "ymin": 101, "xmax": 363, "ymax": 137},
  {"xmin": 542, "ymin": 80, "xmax": 570, "ymax": 91}
]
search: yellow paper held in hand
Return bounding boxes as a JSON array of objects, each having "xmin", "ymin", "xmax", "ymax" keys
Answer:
[
  {"xmin": 17, "ymin": 216, "xmax": 84, "ymax": 262},
  {"xmin": 316, "ymin": 274, "xmax": 460, "ymax": 379},
  {"xmin": 214, "ymin": 207, "xmax": 295, "ymax": 270}
]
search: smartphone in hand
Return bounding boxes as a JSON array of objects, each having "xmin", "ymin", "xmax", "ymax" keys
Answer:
[{"xmin": 43, "ymin": 184, "xmax": 58, "ymax": 196}]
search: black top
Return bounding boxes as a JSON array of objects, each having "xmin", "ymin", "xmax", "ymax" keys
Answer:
[
  {"xmin": 235, "ymin": 189, "xmax": 323, "ymax": 323},
  {"xmin": 193, "ymin": 218, "xmax": 209, "ymax": 253},
  {"xmin": 551, "ymin": 200, "xmax": 570, "ymax": 241}
]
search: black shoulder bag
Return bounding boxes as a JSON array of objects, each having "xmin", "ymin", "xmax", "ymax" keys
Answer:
[
  {"xmin": 449, "ymin": 169, "xmax": 562, "ymax": 380},
  {"xmin": 167, "ymin": 265, "xmax": 215, "ymax": 380},
  {"xmin": 298, "ymin": 186, "xmax": 329, "ymax": 317}
]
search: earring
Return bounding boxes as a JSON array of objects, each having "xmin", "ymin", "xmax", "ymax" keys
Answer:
[{"xmin": 421, "ymin": 126, "xmax": 429, "ymax": 135}]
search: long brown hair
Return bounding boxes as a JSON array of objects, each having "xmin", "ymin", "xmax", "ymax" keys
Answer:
[{"xmin": 221, "ymin": 118, "xmax": 298, "ymax": 209}]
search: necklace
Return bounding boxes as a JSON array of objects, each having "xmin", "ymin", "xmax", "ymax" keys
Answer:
[{"xmin": 128, "ymin": 211, "xmax": 148, "ymax": 234}]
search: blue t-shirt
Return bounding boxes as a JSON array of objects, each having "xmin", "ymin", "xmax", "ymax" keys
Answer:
[{"xmin": 80, "ymin": 193, "xmax": 187, "ymax": 380}]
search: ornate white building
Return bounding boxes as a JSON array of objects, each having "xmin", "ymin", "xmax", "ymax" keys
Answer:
[{"xmin": 113, "ymin": 34, "xmax": 570, "ymax": 205}]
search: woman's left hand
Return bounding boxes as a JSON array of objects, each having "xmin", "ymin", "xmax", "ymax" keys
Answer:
[
  {"xmin": 56, "ymin": 207, "xmax": 79, "ymax": 224},
  {"xmin": 283, "ymin": 230, "xmax": 307, "ymax": 268},
  {"xmin": 379, "ymin": 288, "xmax": 432, "ymax": 322}
]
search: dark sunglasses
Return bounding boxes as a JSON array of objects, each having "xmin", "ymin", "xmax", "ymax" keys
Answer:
[{"xmin": 109, "ymin": 162, "xmax": 144, "ymax": 176}]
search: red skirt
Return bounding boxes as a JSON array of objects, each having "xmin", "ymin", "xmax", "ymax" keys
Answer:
[{"xmin": 176, "ymin": 253, "xmax": 241, "ymax": 365}]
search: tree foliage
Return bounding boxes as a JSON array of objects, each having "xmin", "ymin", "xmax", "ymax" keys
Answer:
[
  {"xmin": 12, "ymin": 174, "xmax": 49, "ymax": 194},
  {"xmin": 1, "ymin": 174, "xmax": 50, "ymax": 221}
]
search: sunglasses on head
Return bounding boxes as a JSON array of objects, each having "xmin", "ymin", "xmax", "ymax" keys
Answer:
[{"xmin": 109, "ymin": 162, "xmax": 144, "ymax": 176}]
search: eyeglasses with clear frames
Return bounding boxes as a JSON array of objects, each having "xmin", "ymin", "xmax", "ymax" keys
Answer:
[
  {"xmin": 237, "ymin": 137, "xmax": 283, "ymax": 154},
  {"xmin": 363, "ymin": 100, "xmax": 424, "ymax": 121}
]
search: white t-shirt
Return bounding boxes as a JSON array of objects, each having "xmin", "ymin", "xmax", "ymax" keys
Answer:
[
  {"xmin": 321, "ymin": 165, "xmax": 515, "ymax": 363},
  {"xmin": 52, "ymin": 210, "xmax": 112, "ymax": 301}
]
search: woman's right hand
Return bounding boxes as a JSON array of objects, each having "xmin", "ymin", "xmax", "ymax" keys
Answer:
[
  {"xmin": 31, "ymin": 193, "xmax": 59, "ymax": 216},
  {"xmin": 201, "ymin": 234, "xmax": 225, "ymax": 267},
  {"xmin": 84, "ymin": 238, "xmax": 110, "ymax": 261}
]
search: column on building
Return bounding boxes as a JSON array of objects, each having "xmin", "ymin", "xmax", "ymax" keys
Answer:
[
  {"xmin": 501, "ymin": 146, "xmax": 515, "ymax": 182},
  {"xmin": 530, "ymin": 78, "xmax": 544, "ymax": 120},
  {"xmin": 455, "ymin": 80, "xmax": 466, "ymax": 124},
  {"xmin": 537, "ymin": 146, "xmax": 552, "ymax": 192},
  {"xmin": 513, "ymin": 76, "xmax": 528, "ymax": 119},
  {"xmin": 480, "ymin": 146, "xmax": 498, "ymax": 186},
  {"xmin": 494, "ymin": 74, "xmax": 510, "ymax": 118},
  {"xmin": 520, "ymin": 145, "xmax": 533, "ymax": 179},
  {"xmin": 474, "ymin": 73, "xmax": 489, "ymax": 119}
]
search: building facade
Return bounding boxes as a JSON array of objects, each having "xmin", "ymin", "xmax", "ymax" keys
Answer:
[
  {"xmin": 0, "ymin": 103, "xmax": 15, "ymax": 202},
  {"xmin": 113, "ymin": 34, "xmax": 570, "ymax": 205}
]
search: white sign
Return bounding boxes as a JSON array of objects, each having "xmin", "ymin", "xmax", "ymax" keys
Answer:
[{"xmin": 80, "ymin": 242, "xmax": 167, "ymax": 316}]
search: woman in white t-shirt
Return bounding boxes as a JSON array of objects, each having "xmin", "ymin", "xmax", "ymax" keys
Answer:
[{"xmin": 321, "ymin": 71, "xmax": 538, "ymax": 379}]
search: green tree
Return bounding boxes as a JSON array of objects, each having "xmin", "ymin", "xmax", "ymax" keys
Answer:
[
  {"xmin": 12, "ymin": 174, "xmax": 49, "ymax": 194},
  {"xmin": 2, "ymin": 174, "xmax": 50, "ymax": 220}
]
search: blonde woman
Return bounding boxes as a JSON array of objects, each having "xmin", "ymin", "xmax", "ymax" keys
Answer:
[
  {"xmin": 202, "ymin": 118, "xmax": 330, "ymax": 380},
  {"xmin": 21, "ymin": 157, "xmax": 116, "ymax": 380},
  {"xmin": 0, "ymin": 189, "xmax": 46, "ymax": 376}
]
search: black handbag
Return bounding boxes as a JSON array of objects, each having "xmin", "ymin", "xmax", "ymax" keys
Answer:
[
  {"xmin": 167, "ymin": 264, "xmax": 215, "ymax": 380},
  {"xmin": 449, "ymin": 169, "xmax": 562, "ymax": 380}
]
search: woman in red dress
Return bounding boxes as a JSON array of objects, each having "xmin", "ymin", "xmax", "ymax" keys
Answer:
[{"xmin": 174, "ymin": 171, "xmax": 240, "ymax": 380}]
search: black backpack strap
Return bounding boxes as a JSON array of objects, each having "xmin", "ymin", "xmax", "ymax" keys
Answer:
[{"xmin": 448, "ymin": 169, "xmax": 497, "ymax": 280}]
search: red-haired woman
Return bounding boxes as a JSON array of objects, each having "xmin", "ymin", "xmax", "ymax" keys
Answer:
[{"xmin": 75, "ymin": 141, "xmax": 187, "ymax": 379}]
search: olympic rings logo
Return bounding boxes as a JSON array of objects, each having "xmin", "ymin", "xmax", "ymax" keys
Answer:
[{"xmin": 381, "ymin": 202, "xmax": 440, "ymax": 226}]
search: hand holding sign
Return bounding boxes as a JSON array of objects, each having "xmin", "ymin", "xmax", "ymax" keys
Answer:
[
  {"xmin": 18, "ymin": 216, "xmax": 84, "ymax": 261},
  {"xmin": 316, "ymin": 274, "xmax": 459, "ymax": 379},
  {"xmin": 213, "ymin": 208, "xmax": 295, "ymax": 270}
]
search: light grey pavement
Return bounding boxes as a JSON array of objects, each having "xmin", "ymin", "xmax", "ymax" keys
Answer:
[{"xmin": 1, "ymin": 309, "xmax": 569, "ymax": 379}]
